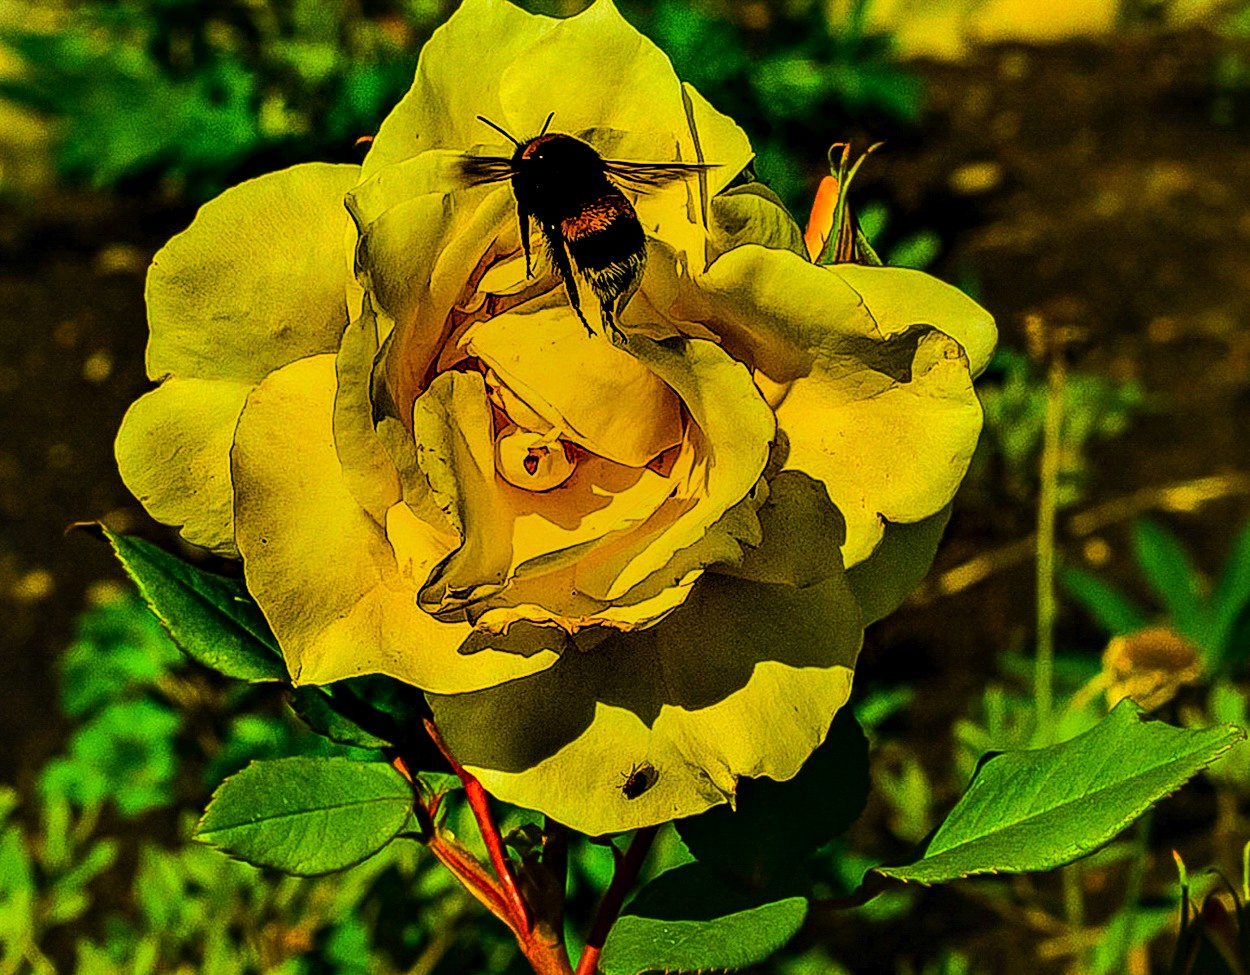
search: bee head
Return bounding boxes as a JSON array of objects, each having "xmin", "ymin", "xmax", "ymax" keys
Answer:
[{"xmin": 514, "ymin": 134, "xmax": 607, "ymax": 194}]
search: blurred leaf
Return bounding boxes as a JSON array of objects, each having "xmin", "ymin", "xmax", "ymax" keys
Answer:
[
  {"xmin": 1210, "ymin": 520, "xmax": 1250, "ymax": 668},
  {"xmin": 46, "ymin": 840, "xmax": 117, "ymax": 927},
  {"xmin": 1061, "ymin": 565, "xmax": 1151, "ymax": 636},
  {"xmin": 886, "ymin": 229, "xmax": 941, "ymax": 269},
  {"xmin": 1091, "ymin": 905, "xmax": 1176, "ymax": 975},
  {"xmin": 675, "ymin": 707, "xmax": 868, "ymax": 888},
  {"xmin": 40, "ymin": 700, "xmax": 179, "ymax": 817},
  {"xmin": 195, "ymin": 758, "xmax": 413, "ymax": 875},
  {"xmin": 1132, "ymin": 520, "xmax": 1207, "ymax": 650},
  {"xmin": 59, "ymin": 594, "xmax": 182, "ymax": 718},
  {"xmin": 878, "ymin": 703, "xmax": 1240, "ymax": 884},
  {"xmin": 854, "ymin": 685, "xmax": 915, "ymax": 733},
  {"xmin": 105, "ymin": 528, "xmax": 286, "ymax": 682},
  {"xmin": 598, "ymin": 862, "xmax": 808, "ymax": 975}
]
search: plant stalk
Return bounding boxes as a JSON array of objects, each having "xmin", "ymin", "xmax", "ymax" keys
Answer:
[
  {"xmin": 1035, "ymin": 351, "xmax": 1066, "ymax": 741},
  {"xmin": 575, "ymin": 826, "xmax": 660, "ymax": 975},
  {"xmin": 424, "ymin": 718, "xmax": 532, "ymax": 932}
]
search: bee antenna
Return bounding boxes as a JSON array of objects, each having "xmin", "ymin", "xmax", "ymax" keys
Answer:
[
  {"xmin": 538, "ymin": 111, "xmax": 555, "ymax": 136},
  {"xmin": 476, "ymin": 115, "xmax": 519, "ymax": 146}
]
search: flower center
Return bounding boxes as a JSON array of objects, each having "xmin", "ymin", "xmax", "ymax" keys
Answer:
[{"xmin": 495, "ymin": 424, "xmax": 576, "ymax": 491}]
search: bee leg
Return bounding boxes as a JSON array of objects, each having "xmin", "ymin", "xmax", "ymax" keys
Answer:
[
  {"xmin": 547, "ymin": 236, "xmax": 596, "ymax": 337},
  {"xmin": 601, "ymin": 300, "xmax": 627, "ymax": 345}
]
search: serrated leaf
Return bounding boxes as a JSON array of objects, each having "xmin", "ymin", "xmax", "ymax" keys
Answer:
[
  {"xmin": 1132, "ymin": 520, "xmax": 1207, "ymax": 650},
  {"xmin": 598, "ymin": 862, "xmax": 807, "ymax": 975},
  {"xmin": 103, "ymin": 527, "xmax": 285, "ymax": 682},
  {"xmin": 195, "ymin": 758, "xmax": 413, "ymax": 875},
  {"xmin": 289, "ymin": 687, "xmax": 389, "ymax": 750},
  {"xmin": 1061, "ymin": 565, "xmax": 1150, "ymax": 636},
  {"xmin": 877, "ymin": 703, "xmax": 1241, "ymax": 884},
  {"xmin": 675, "ymin": 706, "xmax": 867, "ymax": 887},
  {"xmin": 288, "ymin": 674, "xmax": 432, "ymax": 755}
]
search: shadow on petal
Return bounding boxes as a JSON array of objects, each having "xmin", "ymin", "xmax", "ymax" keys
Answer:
[{"xmin": 430, "ymin": 569, "xmax": 862, "ymax": 775}]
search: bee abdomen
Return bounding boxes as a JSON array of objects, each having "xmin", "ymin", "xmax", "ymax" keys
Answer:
[{"xmin": 561, "ymin": 195, "xmax": 646, "ymax": 275}]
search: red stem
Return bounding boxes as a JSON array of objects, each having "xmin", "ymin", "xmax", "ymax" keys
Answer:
[
  {"xmin": 423, "ymin": 718, "xmax": 532, "ymax": 934},
  {"xmin": 575, "ymin": 826, "xmax": 659, "ymax": 975}
]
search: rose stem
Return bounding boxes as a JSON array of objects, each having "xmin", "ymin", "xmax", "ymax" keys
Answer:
[
  {"xmin": 574, "ymin": 825, "xmax": 659, "ymax": 975},
  {"xmin": 391, "ymin": 754, "xmax": 519, "ymax": 933},
  {"xmin": 423, "ymin": 718, "xmax": 532, "ymax": 933}
]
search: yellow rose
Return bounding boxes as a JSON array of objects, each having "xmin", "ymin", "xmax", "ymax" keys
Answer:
[{"xmin": 115, "ymin": 0, "xmax": 995, "ymax": 834}]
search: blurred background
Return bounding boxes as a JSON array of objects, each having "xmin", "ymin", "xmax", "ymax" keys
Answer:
[{"xmin": 3, "ymin": 0, "xmax": 1250, "ymax": 971}]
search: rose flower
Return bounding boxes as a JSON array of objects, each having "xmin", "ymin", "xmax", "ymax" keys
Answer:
[{"xmin": 115, "ymin": 0, "xmax": 995, "ymax": 835}]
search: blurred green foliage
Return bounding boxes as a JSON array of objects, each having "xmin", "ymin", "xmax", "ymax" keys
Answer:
[
  {"xmin": 0, "ymin": 0, "xmax": 921, "ymax": 211},
  {"xmin": 970, "ymin": 348, "xmax": 1146, "ymax": 510},
  {"xmin": 0, "ymin": 0, "xmax": 458, "ymax": 199},
  {"xmin": 1063, "ymin": 518, "xmax": 1250, "ymax": 676}
]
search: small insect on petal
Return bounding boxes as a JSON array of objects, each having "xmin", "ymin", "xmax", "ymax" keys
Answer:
[{"xmin": 620, "ymin": 761, "xmax": 658, "ymax": 800}]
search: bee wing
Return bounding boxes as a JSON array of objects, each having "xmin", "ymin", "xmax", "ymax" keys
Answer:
[
  {"xmin": 603, "ymin": 160, "xmax": 715, "ymax": 189},
  {"xmin": 456, "ymin": 155, "xmax": 515, "ymax": 187}
]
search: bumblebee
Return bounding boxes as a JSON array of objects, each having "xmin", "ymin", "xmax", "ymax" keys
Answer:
[{"xmin": 460, "ymin": 114, "xmax": 709, "ymax": 342}]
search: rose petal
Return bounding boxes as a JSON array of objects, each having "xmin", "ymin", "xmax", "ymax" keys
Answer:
[
  {"xmin": 778, "ymin": 329, "xmax": 983, "ymax": 566},
  {"xmin": 671, "ymin": 245, "xmax": 993, "ymax": 566},
  {"xmin": 571, "ymin": 333, "xmax": 774, "ymax": 600},
  {"xmin": 411, "ymin": 367, "xmax": 683, "ymax": 616},
  {"xmin": 115, "ymin": 378, "xmax": 250, "ymax": 556},
  {"xmin": 463, "ymin": 308, "xmax": 684, "ymax": 468},
  {"xmin": 708, "ymin": 182, "xmax": 807, "ymax": 261},
  {"xmin": 334, "ymin": 307, "xmax": 402, "ymax": 523},
  {"xmin": 429, "ymin": 571, "xmax": 862, "ymax": 834},
  {"xmin": 232, "ymin": 354, "xmax": 560, "ymax": 691},
  {"xmin": 671, "ymin": 244, "xmax": 996, "ymax": 384},
  {"xmin": 146, "ymin": 164, "xmax": 358, "ymax": 382},
  {"xmin": 845, "ymin": 507, "xmax": 952, "ymax": 625},
  {"xmin": 362, "ymin": 0, "xmax": 560, "ymax": 176}
]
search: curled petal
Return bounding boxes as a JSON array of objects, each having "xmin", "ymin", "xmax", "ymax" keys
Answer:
[
  {"xmin": 463, "ymin": 308, "xmax": 684, "ymax": 469},
  {"xmin": 232, "ymin": 354, "xmax": 560, "ymax": 691}
]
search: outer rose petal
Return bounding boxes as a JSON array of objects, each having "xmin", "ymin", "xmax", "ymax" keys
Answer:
[
  {"xmin": 671, "ymin": 244, "xmax": 994, "ymax": 566},
  {"xmin": 845, "ymin": 506, "xmax": 952, "ymax": 625},
  {"xmin": 231, "ymin": 354, "xmax": 560, "ymax": 692},
  {"xmin": 779, "ymin": 329, "xmax": 982, "ymax": 566},
  {"xmin": 429, "ymin": 571, "xmax": 862, "ymax": 834},
  {"xmin": 146, "ymin": 164, "xmax": 358, "ymax": 383},
  {"xmin": 361, "ymin": 0, "xmax": 559, "ymax": 175},
  {"xmin": 115, "ymin": 378, "xmax": 250, "ymax": 556}
]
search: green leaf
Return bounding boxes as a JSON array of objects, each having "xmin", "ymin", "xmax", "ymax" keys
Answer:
[
  {"xmin": 289, "ymin": 687, "xmax": 390, "ymax": 750},
  {"xmin": 195, "ymin": 757, "xmax": 413, "ymax": 875},
  {"xmin": 1209, "ymin": 519, "xmax": 1250, "ymax": 668},
  {"xmin": 1061, "ymin": 566, "xmax": 1150, "ymax": 636},
  {"xmin": 676, "ymin": 706, "xmax": 868, "ymax": 887},
  {"xmin": 103, "ymin": 528, "xmax": 286, "ymax": 682},
  {"xmin": 289, "ymin": 675, "xmax": 431, "ymax": 754},
  {"xmin": 877, "ymin": 703, "xmax": 1241, "ymax": 884},
  {"xmin": 598, "ymin": 862, "xmax": 808, "ymax": 975},
  {"xmin": 1132, "ymin": 520, "xmax": 1207, "ymax": 649}
]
